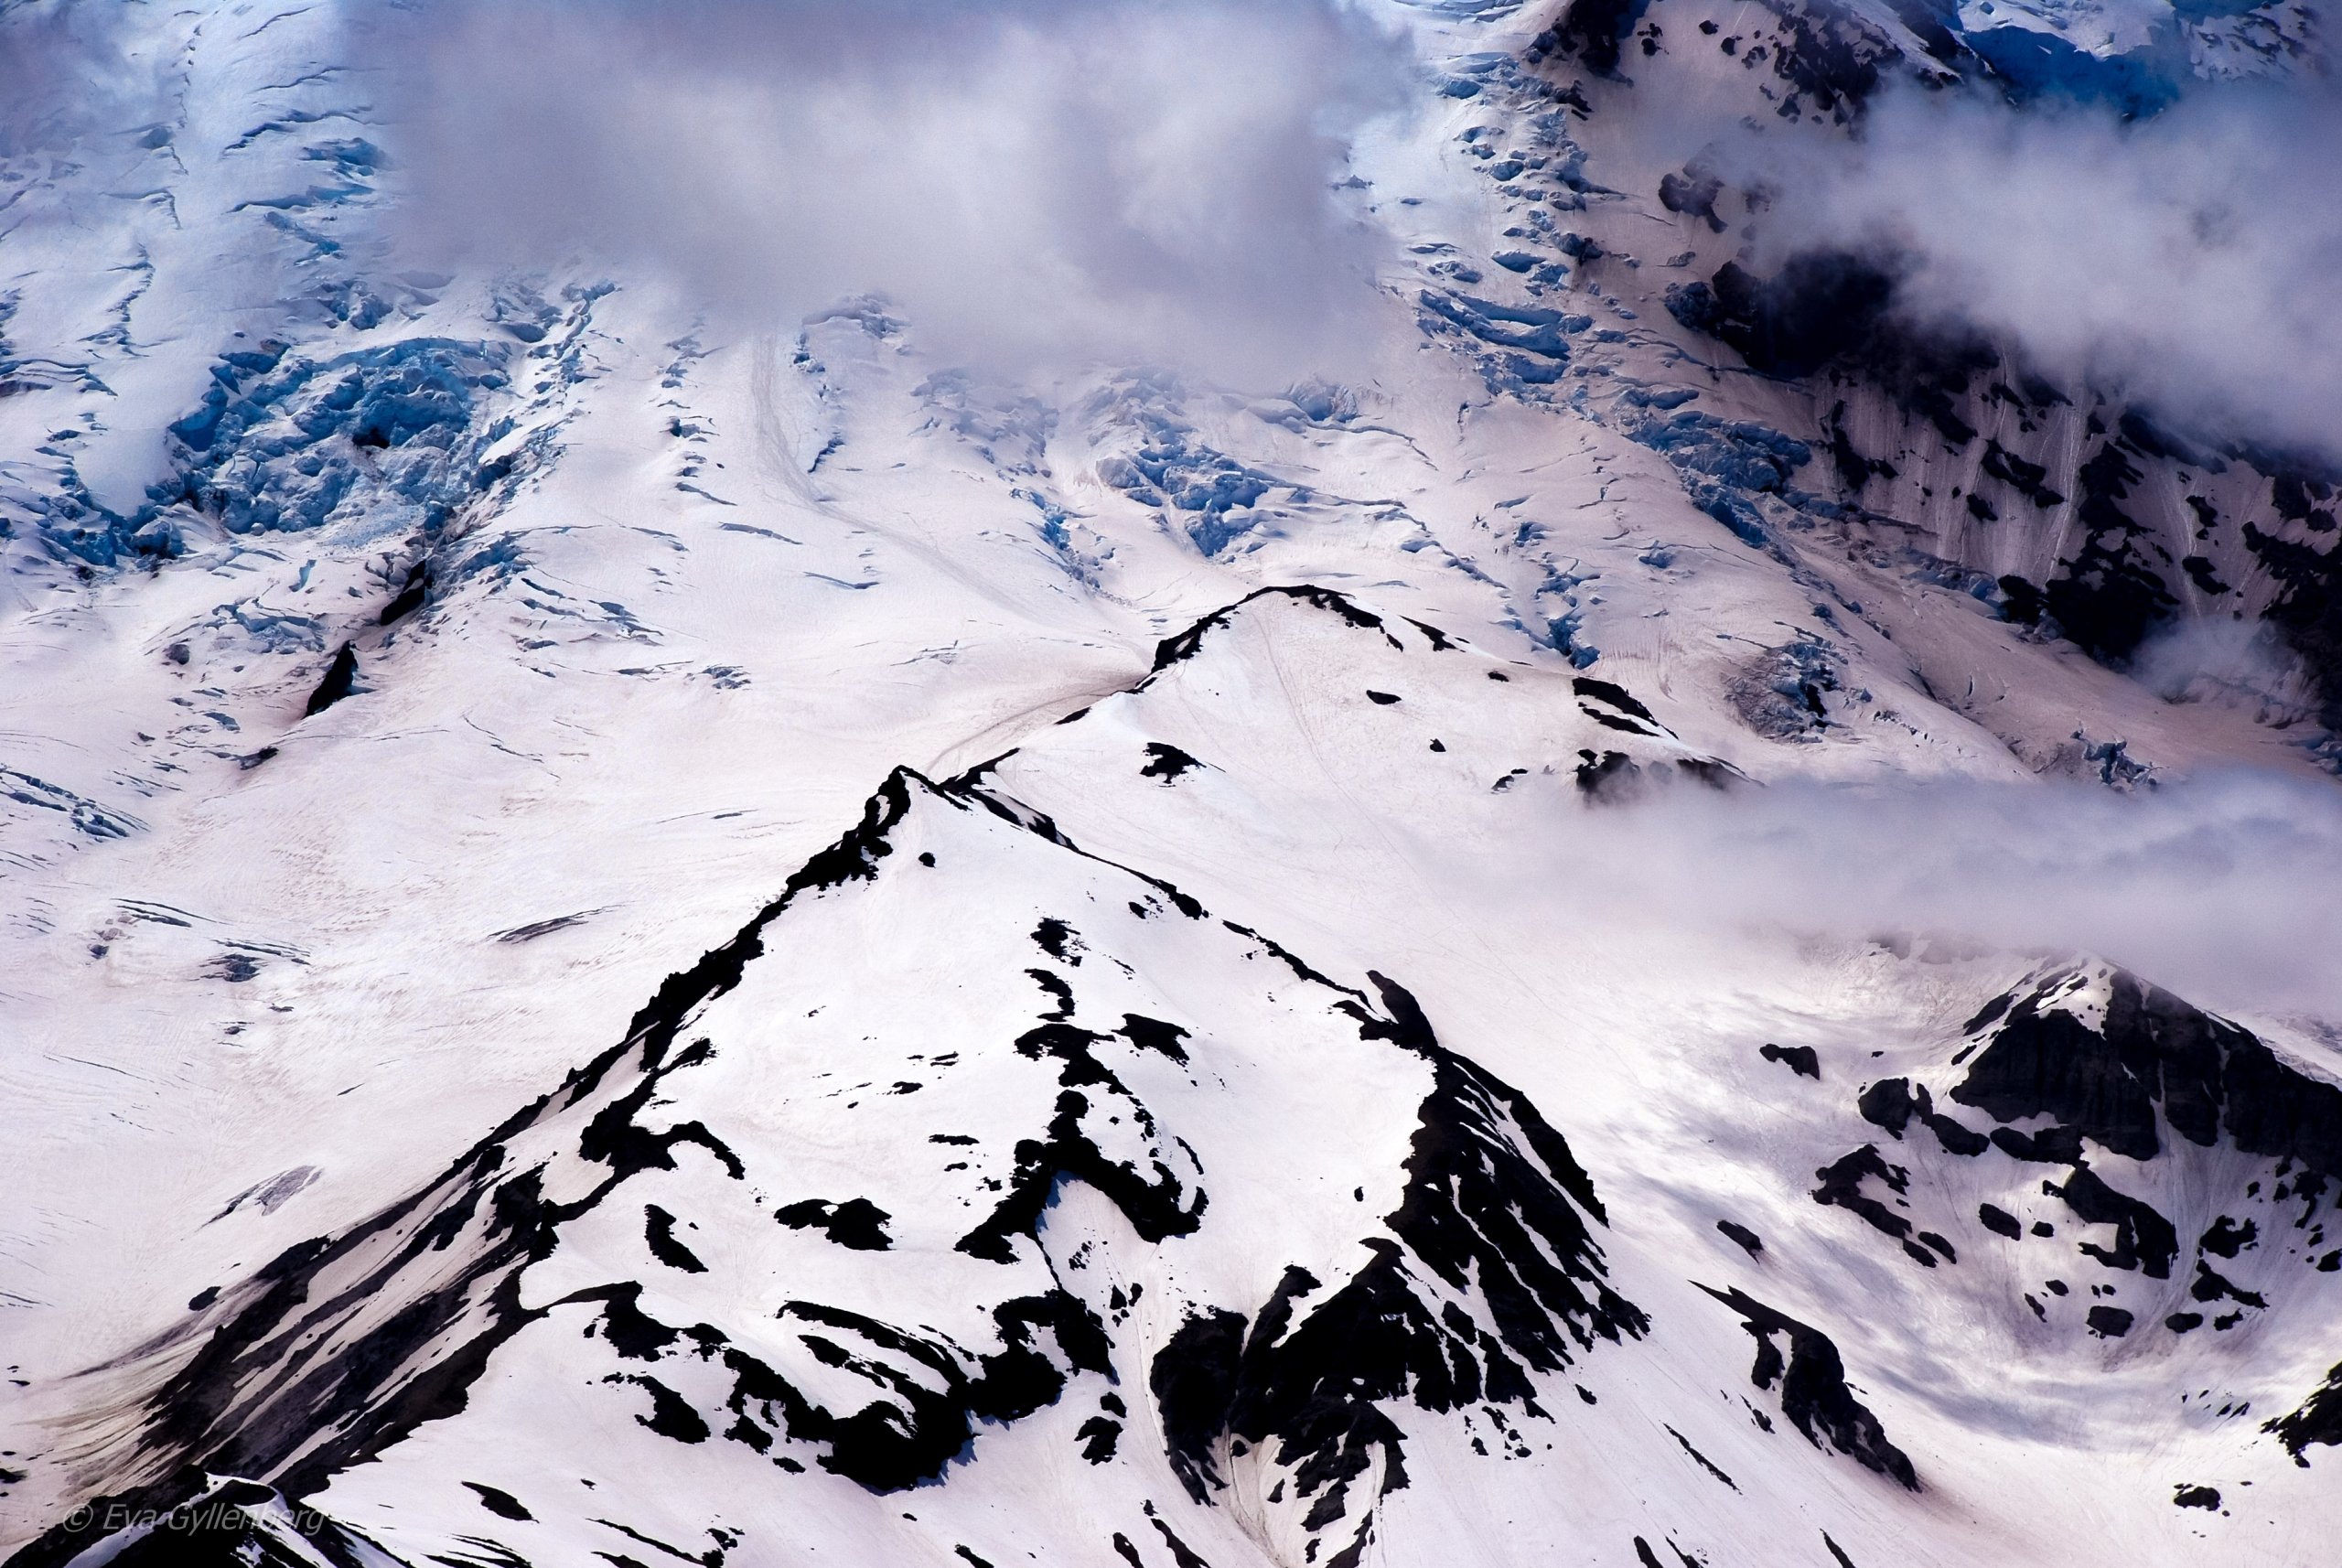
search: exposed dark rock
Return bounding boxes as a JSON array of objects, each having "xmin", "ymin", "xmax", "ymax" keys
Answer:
[
  {"xmin": 2271, "ymin": 1361, "xmax": 2342, "ymax": 1460},
  {"xmin": 644, "ymin": 1204, "xmax": 708, "ymax": 1272},
  {"xmin": 1141, "ymin": 743, "xmax": 1206, "ymax": 780},
  {"xmin": 1954, "ymin": 970, "xmax": 2342, "ymax": 1184},
  {"xmin": 1573, "ymin": 676, "xmax": 1660, "ymax": 725},
  {"xmin": 2085, "ymin": 1305, "xmax": 2133, "ymax": 1338},
  {"xmin": 304, "ymin": 642, "xmax": 358, "ymax": 716},
  {"xmin": 1759, "ymin": 1042, "xmax": 1820, "ymax": 1079},
  {"xmin": 1144, "ymin": 973, "xmax": 1643, "ymax": 1562},
  {"xmin": 2043, "ymin": 446, "xmax": 2177, "ymax": 666},
  {"xmin": 2201, "ymin": 1215, "xmax": 2256, "ymax": 1259},
  {"xmin": 2047, "ymin": 1165, "xmax": 2177, "ymax": 1279},
  {"xmin": 1574, "ymin": 748, "xmax": 1642, "ymax": 800},
  {"xmin": 1148, "ymin": 585, "xmax": 1395, "ymax": 675},
  {"xmin": 1858, "ymin": 1078, "xmax": 1917, "ymax": 1136},
  {"xmin": 1981, "ymin": 439, "xmax": 2064, "ymax": 509},
  {"xmin": 1698, "ymin": 1285, "xmax": 1919, "ymax": 1489},
  {"xmin": 2189, "ymin": 1260, "xmax": 2265, "ymax": 1311},
  {"xmin": 1659, "ymin": 166, "xmax": 1725, "ymax": 232},
  {"xmin": 774, "ymin": 1197, "xmax": 894, "ymax": 1252},
  {"xmin": 378, "ymin": 564, "xmax": 430, "ymax": 625},
  {"xmin": 2240, "ymin": 520, "xmax": 2342, "ymax": 727},
  {"xmin": 1546, "ymin": 0, "xmax": 1649, "ymax": 75},
  {"xmin": 1812, "ymin": 1145, "xmax": 1913, "ymax": 1244},
  {"xmin": 463, "ymin": 1482, "xmax": 531, "ymax": 1520}
]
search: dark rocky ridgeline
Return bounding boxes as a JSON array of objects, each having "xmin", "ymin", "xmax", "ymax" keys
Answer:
[
  {"xmin": 2272, "ymin": 1362, "xmax": 2342, "ymax": 1463},
  {"xmin": 1144, "ymin": 584, "xmax": 1402, "ymax": 679},
  {"xmin": 1949, "ymin": 970, "xmax": 2342, "ymax": 1184},
  {"xmin": 1148, "ymin": 971, "xmax": 1645, "ymax": 1568},
  {"xmin": 1697, "ymin": 1286, "xmax": 1919, "ymax": 1490}
]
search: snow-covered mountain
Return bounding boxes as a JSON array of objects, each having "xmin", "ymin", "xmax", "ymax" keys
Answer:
[{"xmin": 4, "ymin": 2, "xmax": 2341, "ymax": 1565}]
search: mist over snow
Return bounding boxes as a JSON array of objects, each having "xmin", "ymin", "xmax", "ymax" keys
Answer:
[
  {"xmin": 1714, "ymin": 72, "xmax": 2342, "ymax": 462},
  {"xmin": 346, "ymin": 0, "xmax": 1419, "ymax": 382},
  {"xmin": 1763, "ymin": 80, "xmax": 2342, "ymax": 458},
  {"xmin": 1558, "ymin": 768, "xmax": 2342, "ymax": 1022}
]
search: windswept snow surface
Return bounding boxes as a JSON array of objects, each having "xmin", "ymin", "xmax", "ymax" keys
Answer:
[{"xmin": 3, "ymin": 3, "xmax": 2342, "ymax": 1566}]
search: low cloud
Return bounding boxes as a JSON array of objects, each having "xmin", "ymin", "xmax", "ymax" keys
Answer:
[
  {"xmin": 1564, "ymin": 768, "xmax": 2342, "ymax": 1025},
  {"xmin": 354, "ymin": 0, "xmax": 1415, "ymax": 382},
  {"xmin": 1728, "ymin": 74, "xmax": 2342, "ymax": 461}
]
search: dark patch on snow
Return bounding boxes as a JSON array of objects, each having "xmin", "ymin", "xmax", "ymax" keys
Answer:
[
  {"xmin": 1857, "ymin": 1078, "xmax": 1985, "ymax": 1155},
  {"xmin": 1543, "ymin": 0, "xmax": 1648, "ymax": 75},
  {"xmin": 1118, "ymin": 1015, "xmax": 1192, "ymax": 1065},
  {"xmin": 1759, "ymin": 1043, "xmax": 1820, "ymax": 1079},
  {"xmin": 1141, "ymin": 743, "xmax": 1206, "ymax": 780},
  {"xmin": 774, "ymin": 1197, "xmax": 893, "ymax": 1252},
  {"xmin": 1571, "ymin": 676, "xmax": 1658, "ymax": 725},
  {"xmin": 378, "ymin": 564, "xmax": 430, "ymax": 626},
  {"xmin": 1032, "ymin": 918, "xmax": 1079, "ymax": 962},
  {"xmin": 2043, "ymin": 446, "xmax": 2177, "ymax": 667},
  {"xmin": 643, "ymin": 1205, "xmax": 707, "ymax": 1273},
  {"xmin": 1076, "ymin": 1414, "xmax": 1122, "ymax": 1464},
  {"xmin": 1699, "ymin": 1285, "xmax": 1918, "ymax": 1489},
  {"xmin": 2201, "ymin": 1215, "xmax": 2256, "ymax": 1259},
  {"xmin": 463, "ymin": 1482, "xmax": 532, "ymax": 1521},
  {"xmin": 1143, "ymin": 974, "xmax": 1642, "ymax": 1561},
  {"xmin": 956, "ymin": 1023, "xmax": 1206, "ymax": 1264},
  {"xmin": 1812, "ymin": 1145, "xmax": 1915, "ymax": 1245},
  {"xmin": 2085, "ymin": 1305, "xmax": 2133, "ymax": 1338},
  {"xmin": 303, "ymin": 642, "xmax": 358, "ymax": 716},
  {"xmin": 1659, "ymin": 165, "xmax": 1726, "ymax": 232},
  {"xmin": 1575, "ymin": 749, "xmax": 1642, "ymax": 800},
  {"xmin": 1664, "ymin": 1424, "xmax": 1736, "ymax": 1489},
  {"xmin": 2047, "ymin": 1165, "xmax": 2177, "ymax": 1278},
  {"xmin": 1716, "ymin": 1219, "xmax": 1763, "ymax": 1257}
]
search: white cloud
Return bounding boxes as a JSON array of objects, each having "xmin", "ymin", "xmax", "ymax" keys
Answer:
[
  {"xmin": 1732, "ymin": 74, "xmax": 2342, "ymax": 461},
  {"xmin": 356, "ymin": 0, "xmax": 1417, "ymax": 382},
  {"xmin": 1563, "ymin": 767, "xmax": 2342, "ymax": 1023}
]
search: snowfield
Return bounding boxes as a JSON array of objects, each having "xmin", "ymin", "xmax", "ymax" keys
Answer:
[{"xmin": 3, "ymin": 2, "xmax": 2341, "ymax": 1565}]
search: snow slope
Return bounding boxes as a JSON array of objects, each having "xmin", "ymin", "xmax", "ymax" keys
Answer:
[{"xmin": 2, "ymin": 2, "xmax": 2339, "ymax": 1565}]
